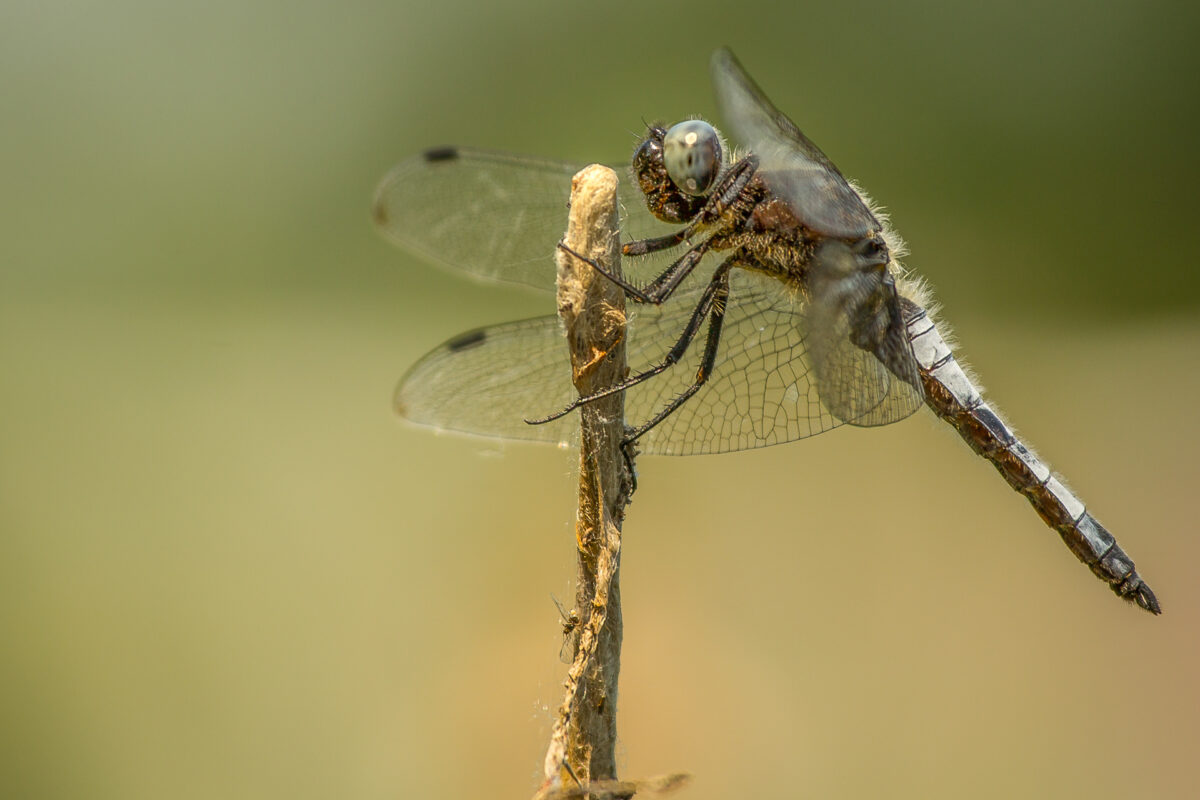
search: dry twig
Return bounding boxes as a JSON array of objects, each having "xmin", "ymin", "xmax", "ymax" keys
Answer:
[{"xmin": 536, "ymin": 164, "xmax": 632, "ymax": 796}]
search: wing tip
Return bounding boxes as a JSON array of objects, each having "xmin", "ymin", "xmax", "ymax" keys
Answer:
[
  {"xmin": 711, "ymin": 46, "xmax": 736, "ymax": 68},
  {"xmin": 393, "ymin": 382, "xmax": 411, "ymax": 419},
  {"xmin": 710, "ymin": 47, "xmax": 740, "ymax": 86}
]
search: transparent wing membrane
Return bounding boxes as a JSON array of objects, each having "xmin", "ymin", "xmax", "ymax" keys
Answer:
[
  {"xmin": 710, "ymin": 48, "xmax": 878, "ymax": 239},
  {"xmin": 373, "ymin": 147, "xmax": 676, "ymax": 292},
  {"xmin": 397, "ymin": 268, "xmax": 919, "ymax": 455}
]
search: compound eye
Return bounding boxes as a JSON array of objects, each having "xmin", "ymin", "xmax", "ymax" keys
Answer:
[{"xmin": 663, "ymin": 120, "xmax": 722, "ymax": 196}]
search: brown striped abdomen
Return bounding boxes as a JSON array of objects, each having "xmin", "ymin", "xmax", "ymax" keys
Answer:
[{"xmin": 903, "ymin": 302, "xmax": 1160, "ymax": 614}]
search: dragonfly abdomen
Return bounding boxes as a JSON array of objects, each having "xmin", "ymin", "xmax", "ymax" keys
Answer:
[{"xmin": 902, "ymin": 302, "xmax": 1160, "ymax": 614}]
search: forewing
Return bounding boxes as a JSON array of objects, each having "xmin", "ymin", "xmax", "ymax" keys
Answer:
[
  {"xmin": 373, "ymin": 147, "xmax": 671, "ymax": 291},
  {"xmin": 710, "ymin": 48, "xmax": 878, "ymax": 239}
]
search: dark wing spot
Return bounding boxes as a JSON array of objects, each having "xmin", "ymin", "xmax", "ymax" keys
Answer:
[
  {"xmin": 447, "ymin": 329, "xmax": 487, "ymax": 351},
  {"xmin": 372, "ymin": 201, "xmax": 389, "ymax": 226},
  {"xmin": 422, "ymin": 146, "xmax": 460, "ymax": 162}
]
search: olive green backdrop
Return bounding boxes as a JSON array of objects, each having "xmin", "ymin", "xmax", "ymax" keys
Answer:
[{"xmin": 3, "ymin": 1, "xmax": 1198, "ymax": 798}]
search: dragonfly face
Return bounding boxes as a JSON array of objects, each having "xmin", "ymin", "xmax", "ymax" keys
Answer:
[
  {"xmin": 375, "ymin": 48, "xmax": 1159, "ymax": 613},
  {"xmin": 632, "ymin": 120, "xmax": 725, "ymax": 226}
]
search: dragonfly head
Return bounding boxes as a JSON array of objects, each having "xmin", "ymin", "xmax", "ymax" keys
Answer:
[
  {"xmin": 663, "ymin": 119, "xmax": 724, "ymax": 197},
  {"xmin": 632, "ymin": 122, "xmax": 719, "ymax": 224}
]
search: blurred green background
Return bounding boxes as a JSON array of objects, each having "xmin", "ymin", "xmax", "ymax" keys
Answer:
[{"xmin": 2, "ymin": 1, "xmax": 1198, "ymax": 798}]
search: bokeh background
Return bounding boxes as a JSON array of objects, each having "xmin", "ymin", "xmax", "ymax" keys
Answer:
[{"xmin": 3, "ymin": 1, "xmax": 1198, "ymax": 798}]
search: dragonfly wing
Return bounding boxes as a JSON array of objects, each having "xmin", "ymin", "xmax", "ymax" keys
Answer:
[
  {"xmin": 710, "ymin": 48, "xmax": 878, "ymax": 239},
  {"xmin": 396, "ymin": 262, "xmax": 919, "ymax": 455},
  {"xmin": 804, "ymin": 241, "xmax": 924, "ymax": 427},
  {"xmin": 395, "ymin": 268, "xmax": 827, "ymax": 455},
  {"xmin": 374, "ymin": 147, "xmax": 671, "ymax": 291},
  {"xmin": 395, "ymin": 315, "xmax": 580, "ymax": 445},
  {"xmin": 625, "ymin": 268, "xmax": 844, "ymax": 455}
]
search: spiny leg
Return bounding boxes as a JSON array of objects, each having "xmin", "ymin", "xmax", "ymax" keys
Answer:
[
  {"xmin": 557, "ymin": 237, "xmax": 712, "ymax": 306},
  {"xmin": 553, "ymin": 152, "xmax": 758, "ymax": 305},
  {"xmin": 622, "ymin": 154, "xmax": 759, "ymax": 258},
  {"xmin": 527, "ymin": 257, "xmax": 735, "ymax": 425},
  {"xmin": 544, "ymin": 155, "xmax": 757, "ymax": 486},
  {"xmin": 619, "ymin": 260, "xmax": 733, "ymax": 467},
  {"xmin": 620, "ymin": 228, "xmax": 690, "ymax": 258}
]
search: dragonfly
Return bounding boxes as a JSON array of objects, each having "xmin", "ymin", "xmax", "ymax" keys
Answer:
[{"xmin": 374, "ymin": 48, "xmax": 1159, "ymax": 615}]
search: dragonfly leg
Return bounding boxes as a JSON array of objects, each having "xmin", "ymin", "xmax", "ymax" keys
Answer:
[
  {"xmin": 557, "ymin": 237, "xmax": 711, "ymax": 305},
  {"xmin": 706, "ymin": 153, "xmax": 760, "ymax": 216},
  {"xmin": 620, "ymin": 438, "xmax": 639, "ymax": 493},
  {"xmin": 620, "ymin": 228, "xmax": 689, "ymax": 257},
  {"xmin": 622, "ymin": 260, "xmax": 733, "ymax": 448},
  {"xmin": 621, "ymin": 154, "xmax": 759, "ymax": 257},
  {"xmin": 526, "ymin": 258, "xmax": 733, "ymax": 425},
  {"xmin": 556, "ymin": 155, "xmax": 758, "ymax": 307}
]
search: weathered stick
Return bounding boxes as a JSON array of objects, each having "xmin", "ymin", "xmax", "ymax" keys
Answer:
[{"xmin": 536, "ymin": 164, "xmax": 633, "ymax": 795}]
